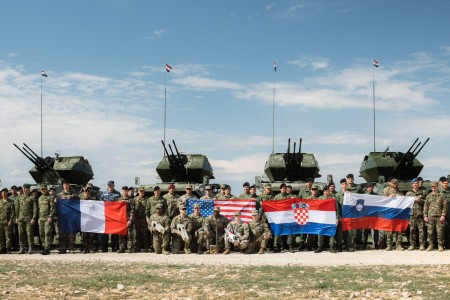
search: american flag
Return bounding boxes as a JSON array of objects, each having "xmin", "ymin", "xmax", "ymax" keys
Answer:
[
  {"xmin": 186, "ymin": 198, "xmax": 256, "ymax": 223},
  {"xmin": 165, "ymin": 63, "xmax": 172, "ymax": 72},
  {"xmin": 373, "ymin": 59, "xmax": 379, "ymax": 68}
]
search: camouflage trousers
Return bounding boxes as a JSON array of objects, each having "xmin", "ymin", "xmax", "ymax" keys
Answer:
[
  {"xmin": 190, "ymin": 230, "xmax": 206, "ymax": 252},
  {"xmin": 38, "ymin": 220, "xmax": 53, "ymax": 250},
  {"xmin": 152, "ymin": 232, "xmax": 170, "ymax": 254},
  {"xmin": 133, "ymin": 218, "xmax": 148, "ymax": 251},
  {"xmin": 206, "ymin": 230, "xmax": 225, "ymax": 253},
  {"xmin": 52, "ymin": 219, "xmax": 60, "ymax": 245},
  {"xmin": 386, "ymin": 231, "xmax": 403, "ymax": 247},
  {"xmin": 18, "ymin": 221, "xmax": 33, "ymax": 248},
  {"xmin": 445, "ymin": 217, "xmax": 450, "ymax": 249},
  {"xmin": 225, "ymin": 239, "xmax": 249, "ymax": 252},
  {"xmin": 409, "ymin": 215, "xmax": 425, "ymax": 247},
  {"xmin": 118, "ymin": 226, "xmax": 133, "ymax": 251},
  {"xmin": 427, "ymin": 216, "xmax": 445, "ymax": 246},
  {"xmin": 0, "ymin": 223, "xmax": 12, "ymax": 249},
  {"xmin": 171, "ymin": 233, "xmax": 192, "ymax": 254},
  {"xmin": 247, "ymin": 236, "xmax": 269, "ymax": 253},
  {"xmin": 60, "ymin": 232, "xmax": 76, "ymax": 251},
  {"xmin": 82, "ymin": 232, "xmax": 96, "ymax": 252}
]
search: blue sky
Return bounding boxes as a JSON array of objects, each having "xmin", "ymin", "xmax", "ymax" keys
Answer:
[{"xmin": 1, "ymin": 0, "xmax": 450, "ymax": 193}]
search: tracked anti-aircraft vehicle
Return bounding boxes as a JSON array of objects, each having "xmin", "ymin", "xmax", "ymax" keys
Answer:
[
  {"xmin": 255, "ymin": 138, "xmax": 332, "ymax": 194},
  {"xmin": 14, "ymin": 143, "xmax": 98, "ymax": 197},
  {"xmin": 141, "ymin": 140, "xmax": 218, "ymax": 197},
  {"xmin": 359, "ymin": 138, "xmax": 430, "ymax": 194}
]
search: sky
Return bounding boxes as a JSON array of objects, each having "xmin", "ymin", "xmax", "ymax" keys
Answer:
[{"xmin": 1, "ymin": 0, "xmax": 450, "ymax": 193}]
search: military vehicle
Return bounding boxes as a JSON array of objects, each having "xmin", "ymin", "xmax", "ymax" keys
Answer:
[
  {"xmin": 140, "ymin": 140, "xmax": 218, "ymax": 197},
  {"xmin": 359, "ymin": 137, "xmax": 430, "ymax": 194},
  {"xmin": 14, "ymin": 143, "xmax": 98, "ymax": 196},
  {"xmin": 255, "ymin": 138, "xmax": 332, "ymax": 194}
]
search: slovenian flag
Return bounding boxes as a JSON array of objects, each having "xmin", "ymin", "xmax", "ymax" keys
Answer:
[
  {"xmin": 41, "ymin": 70, "xmax": 48, "ymax": 77},
  {"xmin": 165, "ymin": 64, "xmax": 172, "ymax": 72},
  {"xmin": 342, "ymin": 192, "xmax": 414, "ymax": 232},
  {"xmin": 57, "ymin": 199, "xmax": 128, "ymax": 235},
  {"xmin": 262, "ymin": 198, "xmax": 337, "ymax": 236},
  {"xmin": 373, "ymin": 59, "xmax": 379, "ymax": 68}
]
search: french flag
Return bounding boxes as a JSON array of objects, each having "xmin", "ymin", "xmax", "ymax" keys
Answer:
[
  {"xmin": 262, "ymin": 198, "xmax": 337, "ymax": 236},
  {"xmin": 58, "ymin": 199, "xmax": 128, "ymax": 235},
  {"xmin": 342, "ymin": 192, "xmax": 414, "ymax": 232}
]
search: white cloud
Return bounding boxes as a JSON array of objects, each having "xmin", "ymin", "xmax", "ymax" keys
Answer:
[
  {"xmin": 287, "ymin": 55, "xmax": 329, "ymax": 70},
  {"xmin": 143, "ymin": 29, "xmax": 167, "ymax": 40},
  {"xmin": 172, "ymin": 76, "xmax": 243, "ymax": 90}
]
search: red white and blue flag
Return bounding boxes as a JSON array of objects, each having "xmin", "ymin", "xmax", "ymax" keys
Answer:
[
  {"xmin": 373, "ymin": 59, "xmax": 379, "ymax": 68},
  {"xmin": 41, "ymin": 70, "xmax": 48, "ymax": 77},
  {"xmin": 57, "ymin": 199, "xmax": 128, "ymax": 235},
  {"xmin": 342, "ymin": 192, "xmax": 414, "ymax": 232},
  {"xmin": 273, "ymin": 61, "xmax": 277, "ymax": 72},
  {"xmin": 165, "ymin": 64, "xmax": 172, "ymax": 72},
  {"xmin": 186, "ymin": 198, "xmax": 256, "ymax": 223},
  {"xmin": 262, "ymin": 198, "xmax": 337, "ymax": 236}
]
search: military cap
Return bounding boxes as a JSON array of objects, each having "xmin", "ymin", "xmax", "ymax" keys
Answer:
[
  {"xmin": 10, "ymin": 185, "xmax": 17, "ymax": 190},
  {"xmin": 179, "ymin": 204, "xmax": 186, "ymax": 210},
  {"xmin": 153, "ymin": 186, "xmax": 160, "ymax": 191},
  {"xmin": 251, "ymin": 209, "xmax": 259, "ymax": 216},
  {"xmin": 23, "ymin": 183, "xmax": 31, "ymax": 188},
  {"xmin": 322, "ymin": 185, "xmax": 329, "ymax": 190},
  {"xmin": 17, "ymin": 186, "xmax": 23, "ymax": 191},
  {"xmin": 411, "ymin": 178, "xmax": 418, "ymax": 183},
  {"xmin": 280, "ymin": 183, "xmax": 287, "ymax": 189},
  {"xmin": 431, "ymin": 181, "xmax": 438, "ymax": 187},
  {"xmin": 155, "ymin": 203, "xmax": 163, "ymax": 209},
  {"xmin": 31, "ymin": 188, "xmax": 38, "ymax": 193},
  {"xmin": 306, "ymin": 177, "xmax": 313, "ymax": 182},
  {"xmin": 49, "ymin": 187, "xmax": 55, "ymax": 191},
  {"xmin": 1, "ymin": 188, "xmax": 8, "ymax": 193},
  {"xmin": 264, "ymin": 183, "xmax": 272, "ymax": 188},
  {"xmin": 366, "ymin": 182, "xmax": 374, "ymax": 187},
  {"xmin": 339, "ymin": 178, "xmax": 346, "ymax": 184},
  {"xmin": 243, "ymin": 182, "xmax": 250, "ymax": 187},
  {"xmin": 233, "ymin": 211, "xmax": 241, "ymax": 216},
  {"xmin": 185, "ymin": 184, "xmax": 193, "ymax": 189},
  {"xmin": 138, "ymin": 186, "xmax": 145, "ymax": 191},
  {"xmin": 311, "ymin": 184, "xmax": 318, "ymax": 190},
  {"xmin": 220, "ymin": 184, "xmax": 227, "ymax": 189},
  {"xmin": 346, "ymin": 173, "xmax": 354, "ymax": 179},
  {"xmin": 439, "ymin": 176, "xmax": 448, "ymax": 182},
  {"xmin": 194, "ymin": 203, "xmax": 200, "ymax": 208},
  {"xmin": 213, "ymin": 206, "xmax": 220, "ymax": 212},
  {"xmin": 107, "ymin": 180, "xmax": 114, "ymax": 185},
  {"xmin": 168, "ymin": 183, "xmax": 175, "ymax": 189},
  {"xmin": 122, "ymin": 186, "xmax": 128, "ymax": 190},
  {"xmin": 39, "ymin": 184, "xmax": 47, "ymax": 189},
  {"xmin": 417, "ymin": 177, "xmax": 424, "ymax": 181},
  {"xmin": 287, "ymin": 185, "xmax": 292, "ymax": 188},
  {"xmin": 390, "ymin": 178, "xmax": 398, "ymax": 184},
  {"xmin": 205, "ymin": 185, "xmax": 212, "ymax": 190}
]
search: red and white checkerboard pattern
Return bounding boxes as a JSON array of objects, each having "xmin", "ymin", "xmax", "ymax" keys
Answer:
[{"xmin": 294, "ymin": 208, "xmax": 309, "ymax": 225}]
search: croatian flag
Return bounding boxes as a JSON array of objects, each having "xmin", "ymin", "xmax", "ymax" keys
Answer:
[
  {"xmin": 165, "ymin": 64, "xmax": 172, "ymax": 72},
  {"xmin": 262, "ymin": 198, "xmax": 337, "ymax": 236},
  {"xmin": 58, "ymin": 199, "xmax": 128, "ymax": 235},
  {"xmin": 373, "ymin": 59, "xmax": 379, "ymax": 68},
  {"xmin": 342, "ymin": 192, "xmax": 414, "ymax": 232}
]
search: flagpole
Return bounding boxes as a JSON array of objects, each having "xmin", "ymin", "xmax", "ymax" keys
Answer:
[
  {"xmin": 372, "ymin": 62, "xmax": 376, "ymax": 152},
  {"xmin": 40, "ymin": 73, "xmax": 43, "ymax": 157},
  {"xmin": 164, "ymin": 69, "xmax": 167, "ymax": 147},
  {"xmin": 272, "ymin": 63, "xmax": 276, "ymax": 154}
]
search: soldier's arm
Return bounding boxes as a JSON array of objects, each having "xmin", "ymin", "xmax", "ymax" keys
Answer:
[
  {"xmin": 49, "ymin": 197, "xmax": 56, "ymax": 219},
  {"xmin": 33, "ymin": 198, "xmax": 38, "ymax": 220},
  {"xmin": 186, "ymin": 217, "xmax": 193, "ymax": 233},
  {"xmin": 241, "ymin": 224, "xmax": 250, "ymax": 240},
  {"xmin": 442, "ymin": 195, "xmax": 448, "ymax": 218},
  {"xmin": 170, "ymin": 217, "xmax": 178, "ymax": 233}
]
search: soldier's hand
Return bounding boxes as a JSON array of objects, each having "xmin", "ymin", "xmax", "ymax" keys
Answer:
[
  {"xmin": 424, "ymin": 216, "xmax": 428, "ymax": 223},
  {"xmin": 127, "ymin": 221, "xmax": 131, "ymax": 227},
  {"xmin": 16, "ymin": 219, "xmax": 18, "ymax": 224},
  {"xmin": 440, "ymin": 216, "xmax": 445, "ymax": 222},
  {"xmin": 195, "ymin": 231, "xmax": 198, "ymax": 238},
  {"xmin": 30, "ymin": 219, "xmax": 35, "ymax": 225},
  {"xmin": 47, "ymin": 217, "xmax": 52, "ymax": 224}
]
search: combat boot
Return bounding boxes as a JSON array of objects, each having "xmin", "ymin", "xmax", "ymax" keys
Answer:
[
  {"xmin": 184, "ymin": 249, "xmax": 191, "ymax": 254},
  {"xmin": 162, "ymin": 250, "xmax": 170, "ymax": 255},
  {"xmin": 224, "ymin": 249, "xmax": 230, "ymax": 255},
  {"xmin": 197, "ymin": 249, "xmax": 203, "ymax": 254},
  {"xmin": 419, "ymin": 245, "xmax": 425, "ymax": 251},
  {"xmin": 27, "ymin": 246, "xmax": 33, "ymax": 254},
  {"xmin": 396, "ymin": 245, "xmax": 404, "ymax": 251},
  {"xmin": 117, "ymin": 248, "xmax": 125, "ymax": 253},
  {"xmin": 385, "ymin": 245, "xmax": 393, "ymax": 251},
  {"xmin": 258, "ymin": 248, "xmax": 265, "ymax": 254},
  {"xmin": 438, "ymin": 245, "xmax": 444, "ymax": 252},
  {"xmin": 426, "ymin": 245, "xmax": 434, "ymax": 251},
  {"xmin": 407, "ymin": 245, "xmax": 415, "ymax": 251},
  {"xmin": 330, "ymin": 248, "xmax": 337, "ymax": 253},
  {"xmin": 18, "ymin": 247, "xmax": 26, "ymax": 254},
  {"xmin": 41, "ymin": 249, "xmax": 50, "ymax": 255},
  {"xmin": 314, "ymin": 247, "xmax": 324, "ymax": 253}
]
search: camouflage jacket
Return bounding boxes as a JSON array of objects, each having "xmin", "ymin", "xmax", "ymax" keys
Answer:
[
  {"xmin": 226, "ymin": 220, "xmax": 249, "ymax": 240},
  {"xmin": 204, "ymin": 214, "xmax": 229, "ymax": 234},
  {"xmin": 274, "ymin": 192, "xmax": 294, "ymax": 200},
  {"xmin": 405, "ymin": 189, "xmax": 426, "ymax": 217},
  {"xmin": 424, "ymin": 192, "xmax": 448, "ymax": 218},
  {"xmin": 178, "ymin": 193, "xmax": 198, "ymax": 206},
  {"xmin": 146, "ymin": 196, "xmax": 166, "ymax": 218},
  {"xmin": 130, "ymin": 196, "xmax": 147, "ymax": 222},
  {"xmin": 249, "ymin": 219, "xmax": 271, "ymax": 241},
  {"xmin": 298, "ymin": 186, "xmax": 312, "ymax": 199},
  {"xmin": 171, "ymin": 214, "xmax": 192, "ymax": 234},
  {"xmin": 189, "ymin": 213, "xmax": 205, "ymax": 233},
  {"xmin": 238, "ymin": 192, "xmax": 252, "ymax": 199},
  {"xmin": 383, "ymin": 187, "xmax": 402, "ymax": 197},
  {"xmin": 0, "ymin": 199, "xmax": 15, "ymax": 224},
  {"xmin": 38, "ymin": 194, "xmax": 56, "ymax": 221},
  {"xmin": 149, "ymin": 213, "xmax": 171, "ymax": 235},
  {"xmin": 15, "ymin": 194, "xmax": 37, "ymax": 222},
  {"xmin": 58, "ymin": 190, "xmax": 78, "ymax": 199}
]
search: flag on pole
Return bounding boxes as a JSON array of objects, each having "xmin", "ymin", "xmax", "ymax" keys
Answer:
[
  {"xmin": 262, "ymin": 198, "xmax": 337, "ymax": 236},
  {"xmin": 57, "ymin": 199, "xmax": 128, "ymax": 235},
  {"xmin": 273, "ymin": 62, "xmax": 277, "ymax": 72},
  {"xmin": 373, "ymin": 59, "xmax": 379, "ymax": 68},
  {"xmin": 41, "ymin": 70, "xmax": 48, "ymax": 77},
  {"xmin": 341, "ymin": 192, "xmax": 414, "ymax": 232},
  {"xmin": 165, "ymin": 64, "xmax": 172, "ymax": 72}
]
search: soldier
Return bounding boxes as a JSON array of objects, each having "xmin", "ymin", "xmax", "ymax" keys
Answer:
[
  {"xmin": 146, "ymin": 186, "xmax": 166, "ymax": 252},
  {"xmin": 314, "ymin": 185, "xmax": 335, "ymax": 253},
  {"xmin": 305, "ymin": 185, "xmax": 321, "ymax": 251},
  {"xmin": 204, "ymin": 206, "xmax": 229, "ymax": 253},
  {"xmin": 164, "ymin": 183, "xmax": 180, "ymax": 221},
  {"xmin": 223, "ymin": 185, "xmax": 235, "ymax": 199},
  {"xmin": 58, "ymin": 180, "xmax": 80, "ymax": 254},
  {"xmin": 200, "ymin": 185, "xmax": 214, "ymax": 200},
  {"xmin": 170, "ymin": 204, "xmax": 193, "ymax": 254},
  {"xmin": 361, "ymin": 182, "xmax": 379, "ymax": 249},
  {"xmin": 79, "ymin": 184, "xmax": 96, "ymax": 253},
  {"xmin": 273, "ymin": 183, "xmax": 293, "ymax": 252},
  {"xmin": 238, "ymin": 182, "xmax": 252, "ymax": 199},
  {"xmin": 417, "ymin": 177, "xmax": 429, "ymax": 195},
  {"xmin": 438, "ymin": 176, "xmax": 450, "ymax": 250},
  {"xmin": 286, "ymin": 185, "xmax": 294, "ymax": 198},
  {"xmin": 130, "ymin": 186, "xmax": 148, "ymax": 253},
  {"xmin": 127, "ymin": 187, "xmax": 135, "ymax": 199},
  {"xmin": 248, "ymin": 209, "xmax": 271, "ymax": 254},
  {"xmin": 405, "ymin": 179, "xmax": 426, "ymax": 251},
  {"xmin": 298, "ymin": 178, "xmax": 313, "ymax": 198},
  {"xmin": 249, "ymin": 185, "xmax": 258, "ymax": 199},
  {"xmin": 214, "ymin": 184, "xmax": 227, "ymax": 200},
  {"xmin": 336, "ymin": 178, "xmax": 354, "ymax": 252},
  {"xmin": 37, "ymin": 184, "xmax": 55, "ymax": 255},
  {"xmin": 329, "ymin": 182, "xmax": 337, "ymax": 197},
  {"xmin": 99, "ymin": 180, "xmax": 121, "ymax": 252},
  {"xmin": 0, "ymin": 188, "xmax": 14, "ymax": 254},
  {"xmin": 117, "ymin": 187, "xmax": 132, "ymax": 253},
  {"xmin": 382, "ymin": 178, "xmax": 404, "ymax": 251},
  {"xmin": 346, "ymin": 174, "xmax": 364, "ymax": 193},
  {"xmin": 424, "ymin": 181, "xmax": 448, "ymax": 251},
  {"xmin": 8, "ymin": 185, "xmax": 19, "ymax": 251},
  {"xmin": 189, "ymin": 203, "xmax": 206, "ymax": 254},
  {"xmin": 224, "ymin": 212, "xmax": 250, "ymax": 254},
  {"xmin": 15, "ymin": 183, "xmax": 37, "ymax": 254},
  {"xmin": 178, "ymin": 184, "xmax": 198, "ymax": 206},
  {"xmin": 148, "ymin": 203, "xmax": 171, "ymax": 254}
]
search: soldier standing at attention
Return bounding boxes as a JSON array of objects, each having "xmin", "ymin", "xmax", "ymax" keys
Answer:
[
  {"xmin": 148, "ymin": 203, "xmax": 171, "ymax": 254},
  {"xmin": 0, "ymin": 188, "xmax": 14, "ymax": 254},
  {"xmin": 170, "ymin": 204, "xmax": 193, "ymax": 254},
  {"xmin": 189, "ymin": 203, "xmax": 206, "ymax": 254},
  {"xmin": 336, "ymin": 179, "xmax": 354, "ymax": 252},
  {"xmin": 361, "ymin": 183, "xmax": 379, "ymax": 249},
  {"xmin": 58, "ymin": 180, "xmax": 79, "ymax": 253},
  {"xmin": 79, "ymin": 184, "xmax": 96, "ymax": 253},
  {"xmin": 146, "ymin": 186, "xmax": 166, "ymax": 252},
  {"xmin": 314, "ymin": 185, "xmax": 335, "ymax": 253},
  {"xmin": 248, "ymin": 209, "xmax": 271, "ymax": 254},
  {"xmin": 383, "ymin": 178, "xmax": 404, "ymax": 251},
  {"xmin": 249, "ymin": 185, "xmax": 258, "ymax": 199},
  {"xmin": 405, "ymin": 179, "xmax": 426, "ymax": 251},
  {"xmin": 178, "ymin": 184, "xmax": 198, "ymax": 206},
  {"xmin": 238, "ymin": 182, "xmax": 252, "ymax": 199},
  {"xmin": 99, "ymin": 180, "xmax": 121, "ymax": 252},
  {"xmin": 214, "ymin": 184, "xmax": 227, "ymax": 200},
  {"xmin": 305, "ymin": 185, "xmax": 321, "ymax": 251},
  {"xmin": 298, "ymin": 178, "xmax": 313, "ymax": 198},
  {"xmin": 274, "ymin": 183, "xmax": 294, "ymax": 252},
  {"xmin": 117, "ymin": 186, "xmax": 132, "ymax": 253},
  {"xmin": 129, "ymin": 186, "xmax": 148, "ymax": 253},
  {"xmin": 8, "ymin": 186, "xmax": 19, "ymax": 252},
  {"xmin": 438, "ymin": 177, "xmax": 450, "ymax": 250},
  {"xmin": 224, "ymin": 212, "xmax": 250, "ymax": 254},
  {"xmin": 424, "ymin": 181, "xmax": 448, "ymax": 251},
  {"xmin": 204, "ymin": 206, "xmax": 229, "ymax": 254},
  {"xmin": 200, "ymin": 185, "xmax": 214, "ymax": 200},
  {"xmin": 15, "ymin": 183, "xmax": 37, "ymax": 254},
  {"xmin": 38, "ymin": 184, "xmax": 55, "ymax": 255},
  {"xmin": 163, "ymin": 183, "xmax": 180, "ymax": 222}
]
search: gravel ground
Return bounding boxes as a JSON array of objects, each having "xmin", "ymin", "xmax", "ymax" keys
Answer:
[{"xmin": 1, "ymin": 249, "xmax": 449, "ymax": 266}]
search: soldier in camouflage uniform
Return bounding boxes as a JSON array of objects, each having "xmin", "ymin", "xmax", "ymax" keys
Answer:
[
  {"xmin": 178, "ymin": 184, "xmax": 198, "ymax": 207},
  {"xmin": 146, "ymin": 186, "xmax": 167, "ymax": 252},
  {"xmin": 79, "ymin": 184, "xmax": 97, "ymax": 253},
  {"xmin": 214, "ymin": 184, "xmax": 227, "ymax": 200},
  {"xmin": 361, "ymin": 183, "xmax": 379, "ymax": 249},
  {"xmin": 405, "ymin": 179, "xmax": 426, "ymax": 250},
  {"xmin": 335, "ymin": 179, "xmax": 354, "ymax": 252},
  {"xmin": 329, "ymin": 182, "xmax": 337, "ymax": 197},
  {"xmin": 0, "ymin": 188, "xmax": 14, "ymax": 254},
  {"xmin": 189, "ymin": 203, "xmax": 206, "ymax": 254},
  {"xmin": 224, "ymin": 211, "xmax": 250, "ymax": 254},
  {"xmin": 238, "ymin": 182, "xmax": 252, "ymax": 199},
  {"xmin": 438, "ymin": 177, "xmax": 450, "ymax": 249},
  {"xmin": 170, "ymin": 204, "xmax": 193, "ymax": 254},
  {"xmin": 424, "ymin": 181, "xmax": 448, "ymax": 251},
  {"xmin": 130, "ymin": 186, "xmax": 148, "ymax": 252},
  {"xmin": 8, "ymin": 186, "xmax": 19, "ymax": 251},
  {"xmin": 346, "ymin": 174, "xmax": 364, "ymax": 247},
  {"xmin": 258, "ymin": 183, "xmax": 276, "ymax": 251},
  {"xmin": 273, "ymin": 183, "xmax": 294, "ymax": 252},
  {"xmin": 117, "ymin": 187, "xmax": 132, "ymax": 253},
  {"xmin": 58, "ymin": 181, "xmax": 79, "ymax": 253},
  {"xmin": 248, "ymin": 209, "xmax": 271, "ymax": 254},
  {"xmin": 163, "ymin": 183, "xmax": 180, "ymax": 222},
  {"xmin": 249, "ymin": 185, "xmax": 258, "ymax": 199},
  {"xmin": 38, "ymin": 184, "xmax": 56, "ymax": 255},
  {"xmin": 15, "ymin": 183, "xmax": 37, "ymax": 254},
  {"xmin": 204, "ymin": 206, "xmax": 229, "ymax": 253},
  {"xmin": 200, "ymin": 185, "xmax": 214, "ymax": 200},
  {"xmin": 148, "ymin": 203, "xmax": 171, "ymax": 254},
  {"xmin": 48, "ymin": 187, "xmax": 59, "ymax": 249},
  {"xmin": 382, "ymin": 178, "xmax": 404, "ymax": 251},
  {"xmin": 305, "ymin": 185, "xmax": 322, "ymax": 251},
  {"xmin": 314, "ymin": 185, "xmax": 336, "ymax": 253},
  {"xmin": 298, "ymin": 178, "xmax": 313, "ymax": 198}
]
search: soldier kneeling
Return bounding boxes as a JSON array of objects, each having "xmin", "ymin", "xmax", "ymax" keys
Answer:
[
  {"xmin": 170, "ymin": 204, "xmax": 192, "ymax": 254},
  {"xmin": 224, "ymin": 212, "xmax": 250, "ymax": 254},
  {"xmin": 248, "ymin": 209, "xmax": 271, "ymax": 254},
  {"xmin": 148, "ymin": 203, "xmax": 170, "ymax": 254}
]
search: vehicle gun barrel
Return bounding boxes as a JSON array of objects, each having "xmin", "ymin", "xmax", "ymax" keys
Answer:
[
  {"xmin": 172, "ymin": 140, "xmax": 186, "ymax": 166},
  {"xmin": 14, "ymin": 143, "xmax": 40, "ymax": 168},
  {"xmin": 286, "ymin": 138, "xmax": 291, "ymax": 163},
  {"xmin": 161, "ymin": 140, "xmax": 176, "ymax": 166},
  {"xmin": 412, "ymin": 137, "xmax": 430, "ymax": 159}
]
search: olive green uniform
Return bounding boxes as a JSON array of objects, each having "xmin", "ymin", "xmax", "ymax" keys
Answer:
[
  {"xmin": 383, "ymin": 186, "xmax": 404, "ymax": 250},
  {"xmin": 58, "ymin": 191, "xmax": 78, "ymax": 252},
  {"xmin": 248, "ymin": 219, "xmax": 271, "ymax": 253},
  {"xmin": 225, "ymin": 220, "xmax": 250, "ymax": 253},
  {"xmin": 189, "ymin": 213, "xmax": 206, "ymax": 253},
  {"xmin": 129, "ymin": 195, "xmax": 148, "ymax": 252},
  {"xmin": 148, "ymin": 213, "xmax": 171, "ymax": 254},
  {"xmin": 204, "ymin": 214, "xmax": 229, "ymax": 253},
  {"xmin": 37, "ymin": 194, "xmax": 56, "ymax": 250},
  {"xmin": 15, "ymin": 193, "xmax": 37, "ymax": 253},
  {"xmin": 170, "ymin": 214, "xmax": 193, "ymax": 254},
  {"xmin": 0, "ymin": 198, "xmax": 15, "ymax": 252},
  {"xmin": 335, "ymin": 190, "xmax": 353, "ymax": 251},
  {"xmin": 424, "ymin": 191, "xmax": 448, "ymax": 250},
  {"xmin": 405, "ymin": 188, "xmax": 426, "ymax": 249}
]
